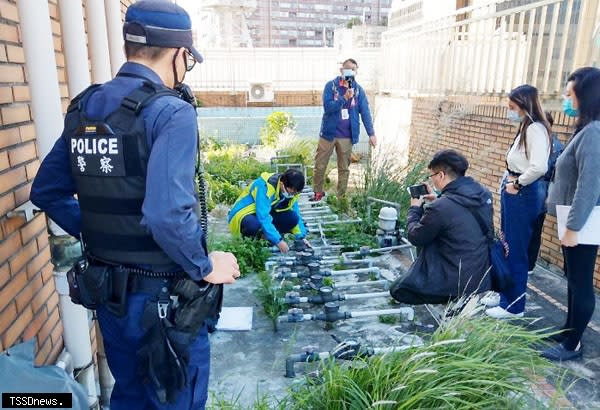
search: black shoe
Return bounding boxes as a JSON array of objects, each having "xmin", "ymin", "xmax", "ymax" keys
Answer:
[
  {"xmin": 541, "ymin": 343, "xmax": 582, "ymax": 362},
  {"xmin": 547, "ymin": 330, "xmax": 568, "ymax": 344}
]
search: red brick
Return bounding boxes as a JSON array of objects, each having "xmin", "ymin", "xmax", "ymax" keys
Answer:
[
  {"xmin": 1, "ymin": 104, "xmax": 30, "ymax": 125},
  {"xmin": 8, "ymin": 142, "xmax": 36, "ymax": 166},
  {"xmin": 18, "ymin": 123, "xmax": 35, "ymax": 142},
  {"xmin": 6, "ymin": 45, "xmax": 24, "ymax": 63},
  {"xmin": 25, "ymin": 160, "xmax": 39, "ymax": 180},
  {"xmin": 40, "ymin": 261, "xmax": 54, "ymax": 285},
  {"xmin": 46, "ymin": 291, "xmax": 59, "ymax": 313},
  {"xmin": 0, "ymin": 45, "xmax": 6, "ymax": 62},
  {"xmin": 23, "ymin": 307, "xmax": 48, "ymax": 341},
  {"xmin": 0, "ymin": 86, "xmax": 12, "ymax": 103},
  {"xmin": 53, "ymin": 36, "xmax": 62, "ymax": 52},
  {"xmin": 0, "ymin": 231, "xmax": 21, "ymax": 264},
  {"xmin": 36, "ymin": 232, "xmax": 49, "ymax": 252},
  {"xmin": 13, "ymin": 181, "xmax": 31, "ymax": 204},
  {"xmin": 37, "ymin": 304, "xmax": 58, "ymax": 346},
  {"xmin": 20, "ymin": 213, "xmax": 47, "ymax": 245},
  {"xmin": 0, "ymin": 301, "xmax": 16, "ymax": 334},
  {"xmin": 0, "ymin": 193, "xmax": 15, "ymax": 218},
  {"xmin": 0, "ymin": 166, "xmax": 26, "ymax": 195},
  {"xmin": 50, "ymin": 320, "xmax": 63, "ymax": 346},
  {"xmin": 9, "ymin": 239, "xmax": 38, "ymax": 275},
  {"xmin": 46, "ymin": 337, "xmax": 63, "ymax": 365},
  {"xmin": 0, "ymin": 126, "xmax": 20, "ymax": 149},
  {"xmin": 34, "ymin": 333, "xmax": 51, "ymax": 366},
  {"xmin": 0, "ymin": 262, "xmax": 8, "ymax": 288},
  {"xmin": 50, "ymin": 19, "xmax": 60, "ymax": 36},
  {"xmin": 30, "ymin": 280, "xmax": 54, "ymax": 314},
  {"xmin": 48, "ymin": 3, "xmax": 58, "ymax": 19},
  {"xmin": 3, "ymin": 305, "xmax": 32, "ymax": 348},
  {"xmin": 12, "ymin": 85, "xmax": 29, "ymax": 102},
  {"xmin": 0, "ymin": 1, "xmax": 19, "ymax": 22},
  {"xmin": 0, "ymin": 23, "xmax": 18, "ymax": 43},
  {"xmin": 0, "ymin": 151, "xmax": 8, "ymax": 172},
  {"xmin": 0, "ymin": 212, "xmax": 25, "ymax": 237}
]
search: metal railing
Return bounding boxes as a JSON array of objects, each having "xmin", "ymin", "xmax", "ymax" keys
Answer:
[
  {"xmin": 380, "ymin": 0, "xmax": 600, "ymax": 96},
  {"xmin": 186, "ymin": 47, "xmax": 380, "ymax": 92}
]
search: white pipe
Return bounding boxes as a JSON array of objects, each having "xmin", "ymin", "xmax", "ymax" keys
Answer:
[
  {"xmin": 105, "ymin": 0, "xmax": 126, "ymax": 77},
  {"xmin": 327, "ymin": 267, "xmax": 380, "ymax": 276},
  {"xmin": 343, "ymin": 291, "xmax": 390, "ymax": 300},
  {"xmin": 16, "ymin": 0, "xmax": 63, "ymax": 159},
  {"xmin": 85, "ymin": 0, "xmax": 112, "ymax": 83},
  {"xmin": 53, "ymin": 269, "xmax": 98, "ymax": 406},
  {"xmin": 58, "ymin": 0, "xmax": 90, "ymax": 97},
  {"xmin": 350, "ymin": 307, "xmax": 414, "ymax": 321}
]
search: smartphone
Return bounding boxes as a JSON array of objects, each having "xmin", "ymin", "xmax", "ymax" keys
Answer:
[{"xmin": 408, "ymin": 183, "xmax": 428, "ymax": 199}]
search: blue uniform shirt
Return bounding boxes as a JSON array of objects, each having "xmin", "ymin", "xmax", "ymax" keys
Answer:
[{"xmin": 30, "ymin": 62, "xmax": 213, "ymax": 280}]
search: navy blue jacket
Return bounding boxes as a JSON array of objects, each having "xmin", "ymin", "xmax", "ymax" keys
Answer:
[
  {"xmin": 30, "ymin": 62, "xmax": 212, "ymax": 280},
  {"xmin": 319, "ymin": 76, "xmax": 375, "ymax": 145}
]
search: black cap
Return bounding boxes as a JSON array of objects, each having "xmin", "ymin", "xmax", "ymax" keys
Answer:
[{"xmin": 123, "ymin": 0, "xmax": 203, "ymax": 64}]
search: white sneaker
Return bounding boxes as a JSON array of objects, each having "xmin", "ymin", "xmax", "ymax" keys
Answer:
[
  {"xmin": 485, "ymin": 306, "xmax": 524, "ymax": 319},
  {"xmin": 480, "ymin": 292, "xmax": 500, "ymax": 307}
]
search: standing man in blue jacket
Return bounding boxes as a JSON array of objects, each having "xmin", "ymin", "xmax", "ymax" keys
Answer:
[
  {"xmin": 311, "ymin": 58, "xmax": 377, "ymax": 201},
  {"xmin": 30, "ymin": 1, "xmax": 239, "ymax": 408}
]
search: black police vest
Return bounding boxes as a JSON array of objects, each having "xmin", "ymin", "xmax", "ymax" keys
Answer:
[{"xmin": 63, "ymin": 81, "xmax": 183, "ymax": 270}]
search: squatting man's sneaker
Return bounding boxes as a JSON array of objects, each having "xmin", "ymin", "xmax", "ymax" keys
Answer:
[
  {"xmin": 309, "ymin": 191, "xmax": 325, "ymax": 202},
  {"xmin": 480, "ymin": 292, "xmax": 500, "ymax": 307},
  {"xmin": 485, "ymin": 306, "xmax": 524, "ymax": 319}
]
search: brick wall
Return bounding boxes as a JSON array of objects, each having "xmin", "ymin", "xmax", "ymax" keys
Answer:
[
  {"xmin": 408, "ymin": 95, "xmax": 600, "ymax": 289},
  {"xmin": 197, "ymin": 90, "xmax": 322, "ymax": 107},
  {"xmin": 0, "ymin": 0, "xmax": 64, "ymax": 365}
]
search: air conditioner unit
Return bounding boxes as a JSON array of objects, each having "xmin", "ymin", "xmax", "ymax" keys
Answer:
[{"xmin": 248, "ymin": 82, "xmax": 274, "ymax": 103}]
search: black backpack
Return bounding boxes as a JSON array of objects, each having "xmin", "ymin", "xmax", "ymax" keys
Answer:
[{"xmin": 544, "ymin": 133, "xmax": 564, "ymax": 181}]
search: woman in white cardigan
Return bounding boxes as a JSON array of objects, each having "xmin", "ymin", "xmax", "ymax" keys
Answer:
[{"xmin": 485, "ymin": 84, "xmax": 551, "ymax": 319}]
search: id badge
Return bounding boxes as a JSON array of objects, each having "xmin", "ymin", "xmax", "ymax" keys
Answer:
[{"xmin": 341, "ymin": 108, "xmax": 349, "ymax": 120}]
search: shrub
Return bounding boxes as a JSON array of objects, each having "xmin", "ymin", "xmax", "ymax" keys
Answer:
[
  {"xmin": 210, "ymin": 236, "xmax": 271, "ymax": 277},
  {"xmin": 260, "ymin": 112, "xmax": 296, "ymax": 147}
]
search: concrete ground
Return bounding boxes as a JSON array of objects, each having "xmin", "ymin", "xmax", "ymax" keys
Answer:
[{"xmin": 207, "ymin": 247, "xmax": 600, "ymax": 409}]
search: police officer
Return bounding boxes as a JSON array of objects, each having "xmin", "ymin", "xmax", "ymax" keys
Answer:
[{"xmin": 30, "ymin": 1, "xmax": 239, "ymax": 409}]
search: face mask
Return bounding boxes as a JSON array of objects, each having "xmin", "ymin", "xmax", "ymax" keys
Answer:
[
  {"xmin": 563, "ymin": 98, "xmax": 578, "ymax": 117},
  {"xmin": 282, "ymin": 191, "xmax": 294, "ymax": 199},
  {"xmin": 342, "ymin": 68, "xmax": 355, "ymax": 79},
  {"xmin": 507, "ymin": 109, "xmax": 523, "ymax": 123}
]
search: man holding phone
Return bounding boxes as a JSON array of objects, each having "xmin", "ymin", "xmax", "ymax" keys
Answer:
[
  {"xmin": 310, "ymin": 58, "xmax": 377, "ymax": 201},
  {"xmin": 390, "ymin": 150, "xmax": 493, "ymax": 304}
]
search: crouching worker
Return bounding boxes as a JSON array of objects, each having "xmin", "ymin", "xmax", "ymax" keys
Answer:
[
  {"xmin": 390, "ymin": 150, "xmax": 493, "ymax": 305},
  {"xmin": 228, "ymin": 169, "xmax": 310, "ymax": 253}
]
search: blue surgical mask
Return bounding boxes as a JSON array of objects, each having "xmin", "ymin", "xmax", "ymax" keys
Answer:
[
  {"xmin": 282, "ymin": 191, "xmax": 293, "ymax": 199},
  {"xmin": 563, "ymin": 98, "xmax": 578, "ymax": 117},
  {"xmin": 342, "ymin": 68, "xmax": 355, "ymax": 79},
  {"xmin": 507, "ymin": 109, "xmax": 523, "ymax": 123}
]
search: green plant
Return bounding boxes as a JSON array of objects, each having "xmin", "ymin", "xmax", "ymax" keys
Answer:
[
  {"xmin": 211, "ymin": 236, "xmax": 271, "ymax": 276},
  {"xmin": 378, "ymin": 314, "xmax": 398, "ymax": 324},
  {"xmin": 284, "ymin": 300, "xmax": 563, "ymax": 410},
  {"xmin": 275, "ymin": 130, "xmax": 317, "ymax": 166},
  {"xmin": 260, "ymin": 112, "xmax": 296, "ymax": 147},
  {"xmin": 325, "ymin": 223, "xmax": 378, "ymax": 251},
  {"xmin": 254, "ymin": 271, "xmax": 287, "ymax": 330}
]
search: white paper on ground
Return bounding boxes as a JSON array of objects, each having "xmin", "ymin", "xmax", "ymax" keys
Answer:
[
  {"xmin": 556, "ymin": 205, "xmax": 600, "ymax": 245},
  {"xmin": 215, "ymin": 307, "xmax": 253, "ymax": 331}
]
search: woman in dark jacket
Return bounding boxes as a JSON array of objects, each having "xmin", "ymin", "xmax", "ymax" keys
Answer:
[{"xmin": 390, "ymin": 150, "xmax": 493, "ymax": 304}]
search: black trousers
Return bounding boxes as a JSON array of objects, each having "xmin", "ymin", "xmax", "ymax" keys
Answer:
[
  {"xmin": 561, "ymin": 244, "xmax": 599, "ymax": 350},
  {"xmin": 527, "ymin": 212, "xmax": 546, "ymax": 272}
]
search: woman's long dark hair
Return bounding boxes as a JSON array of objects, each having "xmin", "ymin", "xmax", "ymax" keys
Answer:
[
  {"xmin": 508, "ymin": 84, "xmax": 552, "ymax": 158},
  {"xmin": 567, "ymin": 67, "xmax": 600, "ymax": 133}
]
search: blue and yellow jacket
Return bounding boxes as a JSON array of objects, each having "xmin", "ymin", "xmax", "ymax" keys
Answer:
[{"xmin": 228, "ymin": 172, "xmax": 307, "ymax": 244}]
